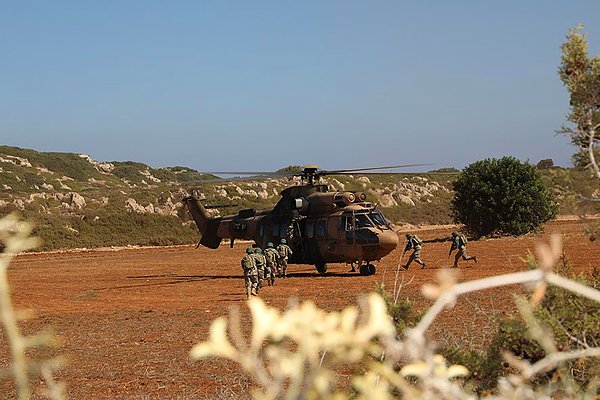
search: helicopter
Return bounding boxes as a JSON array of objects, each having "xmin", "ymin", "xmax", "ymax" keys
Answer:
[{"xmin": 182, "ymin": 164, "xmax": 424, "ymax": 276}]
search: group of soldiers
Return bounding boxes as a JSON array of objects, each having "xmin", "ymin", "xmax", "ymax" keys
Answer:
[
  {"xmin": 240, "ymin": 239, "xmax": 293, "ymax": 298},
  {"xmin": 241, "ymin": 231, "xmax": 476, "ymax": 296},
  {"xmin": 401, "ymin": 231, "xmax": 477, "ymax": 270}
]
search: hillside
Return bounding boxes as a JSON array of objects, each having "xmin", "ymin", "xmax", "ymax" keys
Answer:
[{"xmin": 1, "ymin": 145, "xmax": 598, "ymax": 251}]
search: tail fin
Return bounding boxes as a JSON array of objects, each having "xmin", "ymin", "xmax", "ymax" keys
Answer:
[{"xmin": 182, "ymin": 195, "xmax": 223, "ymax": 249}]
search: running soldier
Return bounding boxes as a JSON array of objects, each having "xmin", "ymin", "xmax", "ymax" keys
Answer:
[
  {"xmin": 402, "ymin": 233, "xmax": 427, "ymax": 270},
  {"xmin": 263, "ymin": 242, "xmax": 278, "ymax": 286},
  {"xmin": 253, "ymin": 247, "xmax": 267, "ymax": 290},
  {"xmin": 241, "ymin": 247, "xmax": 258, "ymax": 298},
  {"xmin": 449, "ymin": 231, "xmax": 477, "ymax": 268},
  {"xmin": 276, "ymin": 238, "xmax": 293, "ymax": 278}
]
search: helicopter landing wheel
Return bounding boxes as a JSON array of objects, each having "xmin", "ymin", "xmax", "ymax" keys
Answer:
[
  {"xmin": 359, "ymin": 263, "xmax": 376, "ymax": 276},
  {"xmin": 315, "ymin": 262, "xmax": 327, "ymax": 275}
]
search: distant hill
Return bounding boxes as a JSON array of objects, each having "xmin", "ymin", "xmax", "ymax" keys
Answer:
[{"xmin": 0, "ymin": 145, "xmax": 598, "ymax": 251}]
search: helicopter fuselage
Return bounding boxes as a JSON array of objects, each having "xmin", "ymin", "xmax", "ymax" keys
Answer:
[{"xmin": 183, "ymin": 183, "xmax": 399, "ymax": 274}]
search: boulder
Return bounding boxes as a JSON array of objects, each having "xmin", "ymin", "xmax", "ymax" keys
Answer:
[
  {"xmin": 125, "ymin": 198, "xmax": 155, "ymax": 214},
  {"xmin": 68, "ymin": 192, "xmax": 86, "ymax": 209}
]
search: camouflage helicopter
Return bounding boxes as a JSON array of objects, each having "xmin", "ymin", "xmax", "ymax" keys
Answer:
[{"xmin": 182, "ymin": 164, "xmax": 423, "ymax": 275}]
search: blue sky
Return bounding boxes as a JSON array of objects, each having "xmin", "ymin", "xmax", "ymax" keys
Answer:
[{"xmin": 2, "ymin": 1, "xmax": 599, "ymax": 172}]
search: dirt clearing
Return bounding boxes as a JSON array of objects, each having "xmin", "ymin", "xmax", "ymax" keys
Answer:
[{"xmin": 1, "ymin": 220, "xmax": 599, "ymax": 399}]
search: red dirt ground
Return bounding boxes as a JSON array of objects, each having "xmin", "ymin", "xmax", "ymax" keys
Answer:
[{"xmin": 1, "ymin": 220, "xmax": 599, "ymax": 399}]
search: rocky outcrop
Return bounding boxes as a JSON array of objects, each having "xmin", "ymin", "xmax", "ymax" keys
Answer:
[
  {"xmin": 125, "ymin": 198, "xmax": 155, "ymax": 214},
  {"xmin": 53, "ymin": 192, "xmax": 86, "ymax": 210},
  {"xmin": 139, "ymin": 169, "xmax": 161, "ymax": 183},
  {"xmin": 155, "ymin": 197, "xmax": 179, "ymax": 217},
  {"xmin": 69, "ymin": 193, "xmax": 86, "ymax": 209},
  {"xmin": 367, "ymin": 177, "xmax": 450, "ymax": 208},
  {"xmin": 0, "ymin": 155, "xmax": 32, "ymax": 167},
  {"xmin": 368, "ymin": 189, "xmax": 398, "ymax": 207},
  {"xmin": 79, "ymin": 154, "xmax": 114, "ymax": 174},
  {"xmin": 330, "ymin": 179, "xmax": 346, "ymax": 191}
]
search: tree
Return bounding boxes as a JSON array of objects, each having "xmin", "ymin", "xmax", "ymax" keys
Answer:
[
  {"xmin": 536, "ymin": 159, "xmax": 554, "ymax": 169},
  {"xmin": 558, "ymin": 25, "xmax": 600, "ymax": 179},
  {"xmin": 451, "ymin": 157, "xmax": 557, "ymax": 237},
  {"xmin": 276, "ymin": 165, "xmax": 302, "ymax": 173},
  {"xmin": 559, "ymin": 26, "xmax": 600, "ymax": 242}
]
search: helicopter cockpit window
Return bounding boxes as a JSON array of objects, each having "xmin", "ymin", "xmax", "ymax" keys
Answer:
[
  {"xmin": 338, "ymin": 216, "xmax": 353, "ymax": 231},
  {"xmin": 370, "ymin": 211, "xmax": 389, "ymax": 228},
  {"xmin": 354, "ymin": 213, "xmax": 374, "ymax": 229}
]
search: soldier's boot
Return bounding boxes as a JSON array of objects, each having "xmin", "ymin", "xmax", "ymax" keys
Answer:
[
  {"xmin": 251, "ymin": 288, "xmax": 258, "ymax": 296},
  {"xmin": 473, "ymin": 256, "xmax": 478, "ymax": 263},
  {"xmin": 402, "ymin": 264, "xmax": 409, "ymax": 270},
  {"xmin": 246, "ymin": 288, "xmax": 251, "ymax": 299},
  {"xmin": 421, "ymin": 262, "xmax": 427, "ymax": 269}
]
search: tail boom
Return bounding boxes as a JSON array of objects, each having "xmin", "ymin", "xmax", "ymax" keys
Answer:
[{"xmin": 182, "ymin": 196, "xmax": 223, "ymax": 249}]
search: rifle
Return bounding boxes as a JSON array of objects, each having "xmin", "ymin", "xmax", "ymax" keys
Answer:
[
  {"xmin": 423, "ymin": 236, "xmax": 453, "ymax": 244},
  {"xmin": 448, "ymin": 242, "xmax": 456, "ymax": 258}
]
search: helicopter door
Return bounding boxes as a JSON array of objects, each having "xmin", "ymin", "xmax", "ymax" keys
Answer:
[{"xmin": 303, "ymin": 219, "xmax": 318, "ymax": 263}]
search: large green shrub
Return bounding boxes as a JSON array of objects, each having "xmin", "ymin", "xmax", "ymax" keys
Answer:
[{"xmin": 451, "ymin": 156, "xmax": 558, "ymax": 237}]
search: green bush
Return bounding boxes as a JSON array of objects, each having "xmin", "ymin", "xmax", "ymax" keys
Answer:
[
  {"xmin": 376, "ymin": 285, "xmax": 420, "ymax": 333},
  {"xmin": 451, "ymin": 157, "xmax": 558, "ymax": 237}
]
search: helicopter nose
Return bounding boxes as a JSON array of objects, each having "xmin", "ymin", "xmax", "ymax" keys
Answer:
[{"xmin": 378, "ymin": 230, "xmax": 398, "ymax": 252}]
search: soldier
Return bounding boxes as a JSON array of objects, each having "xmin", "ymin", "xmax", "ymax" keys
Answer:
[
  {"xmin": 263, "ymin": 242, "xmax": 278, "ymax": 286},
  {"xmin": 241, "ymin": 247, "xmax": 258, "ymax": 298},
  {"xmin": 402, "ymin": 233, "xmax": 427, "ymax": 270},
  {"xmin": 253, "ymin": 247, "xmax": 267, "ymax": 290},
  {"xmin": 449, "ymin": 231, "xmax": 477, "ymax": 268},
  {"xmin": 276, "ymin": 238, "xmax": 293, "ymax": 278}
]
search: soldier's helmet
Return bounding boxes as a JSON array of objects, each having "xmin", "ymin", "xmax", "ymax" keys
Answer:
[
  {"xmin": 280, "ymin": 238, "xmax": 287, "ymax": 244},
  {"xmin": 451, "ymin": 231, "xmax": 459, "ymax": 237},
  {"xmin": 246, "ymin": 248, "xmax": 253, "ymax": 254},
  {"xmin": 254, "ymin": 248, "xmax": 263, "ymax": 254},
  {"xmin": 267, "ymin": 242, "xmax": 274, "ymax": 248}
]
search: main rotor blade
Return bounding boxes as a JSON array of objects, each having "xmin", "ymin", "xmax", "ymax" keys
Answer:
[
  {"xmin": 329, "ymin": 171, "xmax": 459, "ymax": 176},
  {"xmin": 203, "ymin": 171, "xmax": 294, "ymax": 177},
  {"xmin": 321, "ymin": 163, "xmax": 431, "ymax": 174},
  {"xmin": 179, "ymin": 174, "xmax": 294, "ymax": 185}
]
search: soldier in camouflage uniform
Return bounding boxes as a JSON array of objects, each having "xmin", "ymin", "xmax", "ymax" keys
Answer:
[
  {"xmin": 263, "ymin": 242, "xmax": 278, "ymax": 286},
  {"xmin": 241, "ymin": 247, "xmax": 258, "ymax": 298},
  {"xmin": 402, "ymin": 233, "xmax": 427, "ymax": 270},
  {"xmin": 449, "ymin": 231, "xmax": 477, "ymax": 268},
  {"xmin": 276, "ymin": 238, "xmax": 293, "ymax": 278},
  {"xmin": 253, "ymin": 247, "xmax": 267, "ymax": 290}
]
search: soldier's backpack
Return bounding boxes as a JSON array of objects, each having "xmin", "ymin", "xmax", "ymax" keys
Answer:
[
  {"xmin": 413, "ymin": 235, "xmax": 423, "ymax": 245},
  {"xmin": 458, "ymin": 234, "xmax": 467, "ymax": 247}
]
